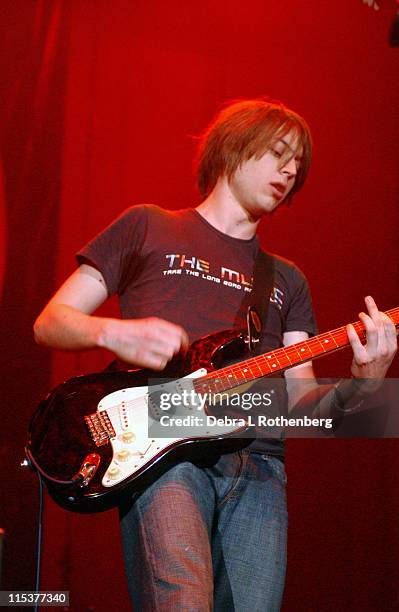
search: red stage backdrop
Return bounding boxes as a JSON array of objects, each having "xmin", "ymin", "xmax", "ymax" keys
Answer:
[{"xmin": 1, "ymin": 1, "xmax": 398, "ymax": 610}]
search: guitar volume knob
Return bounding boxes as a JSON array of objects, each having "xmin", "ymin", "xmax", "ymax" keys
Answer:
[{"xmin": 121, "ymin": 431, "xmax": 136, "ymax": 443}]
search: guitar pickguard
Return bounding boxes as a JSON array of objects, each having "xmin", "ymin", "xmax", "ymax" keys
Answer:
[{"xmin": 87, "ymin": 368, "xmax": 248, "ymax": 488}]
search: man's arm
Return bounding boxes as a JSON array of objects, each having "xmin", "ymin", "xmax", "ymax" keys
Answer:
[
  {"xmin": 283, "ymin": 296, "xmax": 397, "ymax": 414},
  {"xmin": 34, "ymin": 264, "xmax": 188, "ymax": 370}
]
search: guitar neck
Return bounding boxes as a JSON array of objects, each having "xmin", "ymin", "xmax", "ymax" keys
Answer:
[{"xmin": 194, "ymin": 307, "xmax": 399, "ymax": 396}]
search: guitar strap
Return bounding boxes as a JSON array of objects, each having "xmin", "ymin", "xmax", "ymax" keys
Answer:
[{"xmin": 246, "ymin": 248, "xmax": 275, "ymax": 352}]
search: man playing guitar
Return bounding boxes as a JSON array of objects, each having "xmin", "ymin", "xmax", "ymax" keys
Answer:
[{"xmin": 34, "ymin": 98, "xmax": 397, "ymax": 611}]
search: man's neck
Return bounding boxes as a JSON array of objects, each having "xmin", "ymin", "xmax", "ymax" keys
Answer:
[{"xmin": 196, "ymin": 180, "xmax": 260, "ymax": 240}]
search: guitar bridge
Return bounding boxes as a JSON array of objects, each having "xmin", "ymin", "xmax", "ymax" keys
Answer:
[{"xmin": 85, "ymin": 410, "xmax": 116, "ymax": 447}]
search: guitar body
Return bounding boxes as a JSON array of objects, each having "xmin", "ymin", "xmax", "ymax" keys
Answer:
[{"xmin": 26, "ymin": 329, "xmax": 252, "ymax": 513}]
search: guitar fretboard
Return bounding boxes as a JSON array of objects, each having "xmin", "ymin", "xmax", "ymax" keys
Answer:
[{"xmin": 194, "ymin": 307, "xmax": 399, "ymax": 396}]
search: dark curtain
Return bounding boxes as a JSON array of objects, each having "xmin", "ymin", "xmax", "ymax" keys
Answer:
[{"xmin": 0, "ymin": 0, "xmax": 70, "ymax": 595}]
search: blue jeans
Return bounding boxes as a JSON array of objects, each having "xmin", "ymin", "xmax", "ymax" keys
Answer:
[{"xmin": 120, "ymin": 450, "xmax": 287, "ymax": 611}]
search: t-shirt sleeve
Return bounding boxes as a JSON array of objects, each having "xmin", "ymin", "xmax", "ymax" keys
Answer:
[
  {"xmin": 76, "ymin": 205, "xmax": 148, "ymax": 296},
  {"xmin": 284, "ymin": 266, "xmax": 318, "ymax": 337}
]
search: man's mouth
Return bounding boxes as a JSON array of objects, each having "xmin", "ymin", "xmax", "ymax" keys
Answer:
[{"xmin": 270, "ymin": 182, "xmax": 286, "ymax": 197}]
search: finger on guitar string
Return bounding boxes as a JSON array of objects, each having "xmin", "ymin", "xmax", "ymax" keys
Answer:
[{"xmin": 348, "ymin": 296, "xmax": 397, "ymax": 383}]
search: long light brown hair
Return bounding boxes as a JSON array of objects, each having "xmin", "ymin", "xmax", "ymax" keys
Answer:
[{"xmin": 196, "ymin": 98, "xmax": 313, "ymax": 202}]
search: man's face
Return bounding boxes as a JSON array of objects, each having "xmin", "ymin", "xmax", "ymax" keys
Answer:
[{"xmin": 228, "ymin": 131, "xmax": 302, "ymax": 217}]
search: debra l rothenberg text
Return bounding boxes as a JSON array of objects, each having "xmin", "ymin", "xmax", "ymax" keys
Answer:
[{"xmin": 158, "ymin": 414, "xmax": 334, "ymax": 430}]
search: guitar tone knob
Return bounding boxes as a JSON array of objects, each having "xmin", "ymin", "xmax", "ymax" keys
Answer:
[
  {"xmin": 117, "ymin": 450, "xmax": 130, "ymax": 462},
  {"xmin": 121, "ymin": 431, "xmax": 136, "ymax": 443},
  {"xmin": 107, "ymin": 465, "xmax": 120, "ymax": 479}
]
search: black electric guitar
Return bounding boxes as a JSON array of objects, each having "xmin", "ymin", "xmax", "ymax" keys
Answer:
[{"xmin": 26, "ymin": 307, "xmax": 399, "ymax": 513}]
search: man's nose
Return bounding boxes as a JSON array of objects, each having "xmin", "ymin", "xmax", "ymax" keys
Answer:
[{"xmin": 280, "ymin": 156, "xmax": 297, "ymax": 177}]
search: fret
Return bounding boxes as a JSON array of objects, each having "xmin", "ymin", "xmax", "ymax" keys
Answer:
[
  {"xmin": 231, "ymin": 367, "xmax": 251, "ymax": 382},
  {"xmin": 210, "ymin": 379, "xmax": 224, "ymax": 393},
  {"xmin": 273, "ymin": 350, "xmax": 292, "ymax": 368},
  {"xmin": 222, "ymin": 372, "xmax": 233, "ymax": 390},
  {"xmin": 247, "ymin": 360, "xmax": 266, "ymax": 377},
  {"xmin": 326, "ymin": 331, "xmax": 340, "ymax": 348},
  {"xmin": 285, "ymin": 343, "xmax": 305, "ymax": 363},
  {"xmin": 259, "ymin": 349, "xmax": 291, "ymax": 371},
  {"xmin": 311, "ymin": 335, "xmax": 331, "ymax": 354},
  {"xmin": 257, "ymin": 361, "xmax": 276, "ymax": 375},
  {"xmin": 293, "ymin": 342, "xmax": 314, "ymax": 360},
  {"xmin": 270, "ymin": 352, "xmax": 282, "ymax": 368},
  {"xmin": 271, "ymin": 351, "xmax": 281, "ymax": 370},
  {"xmin": 308, "ymin": 333, "xmax": 342, "ymax": 355},
  {"xmin": 387, "ymin": 307, "xmax": 399, "ymax": 326},
  {"xmin": 212, "ymin": 374, "xmax": 234, "ymax": 393},
  {"xmin": 199, "ymin": 376, "xmax": 224, "ymax": 395},
  {"xmin": 231, "ymin": 357, "xmax": 272, "ymax": 379},
  {"xmin": 247, "ymin": 362, "xmax": 267, "ymax": 378},
  {"xmin": 280, "ymin": 347, "xmax": 294, "ymax": 366},
  {"xmin": 332, "ymin": 328, "xmax": 351, "ymax": 346},
  {"xmin": 194, "ymin": 379, "xmax": 212, "ymax": 395},
  {"xmin": 238, "ymin": 365, "xmax": 251, "ymax": 380},
  {"xmin": 259, "ymin": 351, "xmax": 279, "ymax": 372}
]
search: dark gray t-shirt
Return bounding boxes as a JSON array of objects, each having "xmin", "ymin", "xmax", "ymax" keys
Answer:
[{"xmin": 77, "ymin": 204, "xmax": 318, "ymax": 457}]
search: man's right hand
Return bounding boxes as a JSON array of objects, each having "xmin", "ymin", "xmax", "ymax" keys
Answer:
[
  {"xmin": 99, "ymin": 317, "xmax": 189, "ymax": 370},
  {"xmin": 34, "ymin": 264, "xmax": 188, "ymax": 370}
]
